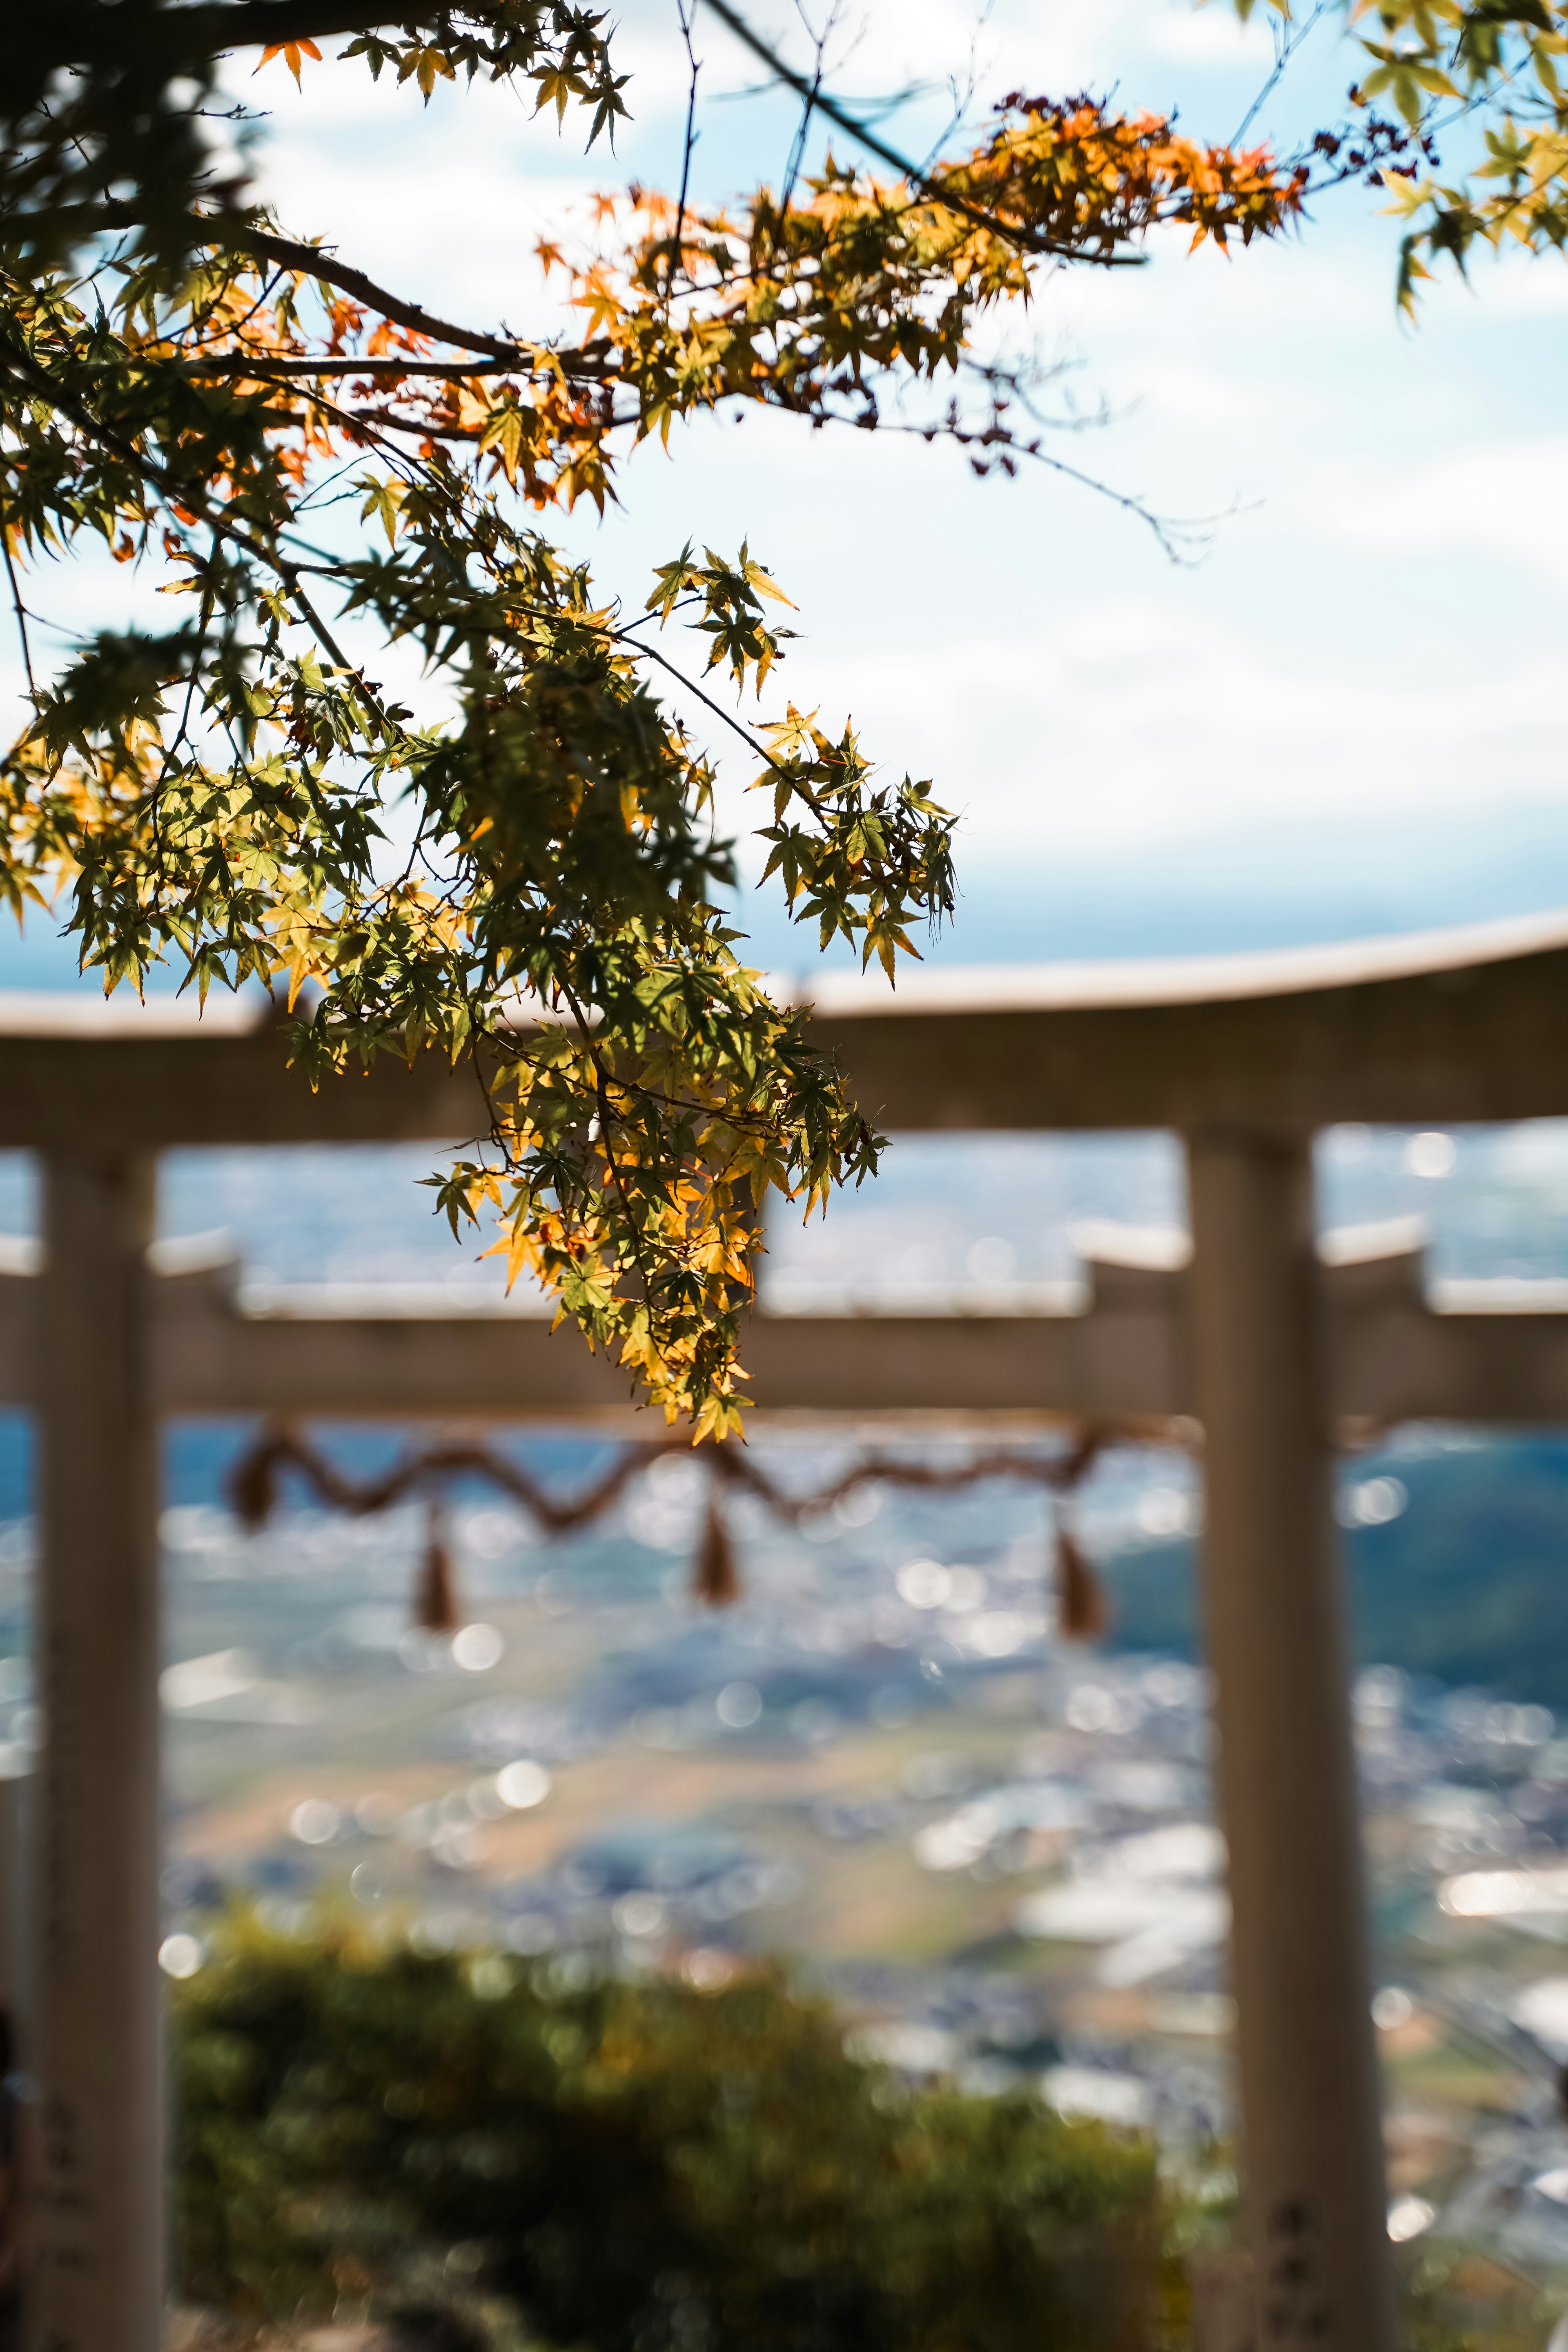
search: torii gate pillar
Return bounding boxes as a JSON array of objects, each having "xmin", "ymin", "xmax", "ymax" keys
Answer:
[
  {"xmin": 32, "ymin": 1152, "xmax": 163, "ymax": 2352},
  {"xmin": 1187, "ymin": 1126, "xmax": 1393, "ymax": 2352}
]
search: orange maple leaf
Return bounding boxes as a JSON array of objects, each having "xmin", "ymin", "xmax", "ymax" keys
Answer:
[{"xmin": 256, "ymin": 38, "xmax": 322, "ymax": 88}]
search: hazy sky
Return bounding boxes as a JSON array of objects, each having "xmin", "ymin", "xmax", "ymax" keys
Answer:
[{"xmin": 11, "ymin": 2, "xmax": 1568, "ymax": 973}]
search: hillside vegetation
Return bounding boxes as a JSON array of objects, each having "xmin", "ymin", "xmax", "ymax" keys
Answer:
[
  {"xmin": 1107, "ymin": 1439, "xmax": 1568, "ymax": 1706},
  {"xmin": 173, "ymin": 1922, "xmax": 1161, "ymax": 2352}
]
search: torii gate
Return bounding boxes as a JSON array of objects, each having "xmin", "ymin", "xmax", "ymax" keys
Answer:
[{"xmin": 14, "ymin": 907, "xmax": 1568, "ymax": 2352}]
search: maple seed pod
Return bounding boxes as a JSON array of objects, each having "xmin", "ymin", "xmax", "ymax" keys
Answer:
[
  {"xmin": 414, "ymin": 1500, "xmax": 462, "ymax": 1634},
  {"xmin": 693, "ymin": 1490, "xmax": 741, "ymax": 1608},
  {"xmin": 1054, "ymin": 1516, "xmax": 1107, "ymax": 1643}
]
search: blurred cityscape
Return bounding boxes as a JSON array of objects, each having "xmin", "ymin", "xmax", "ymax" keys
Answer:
[{"xmin": 104, "ymin": 1450, "xmax": 1568, "ymax": 2299}]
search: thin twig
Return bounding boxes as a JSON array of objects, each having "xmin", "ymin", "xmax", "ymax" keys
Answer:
[
  {"xmin": 0, "ymin": 325, "xmax": 405, "ymax": 736},
  {"xmin": 780, "ymin": 0, "xmax": 837, "ymax": 211},
  {"xmin": 1233, "ymin": 0, "xmax": 1330, "ymax": 147},
  {"xmin": 614, "ymin": 627, "xmax": 797, "ymax": 781},
  {"xmin": 843, "ymin": 413, "xmax": 1224, "ymax": 565},
  {"xmin": 2, "ymin": 530, "xmax": 37, "ymax": 703},
  {"xmin": 670, "ymin": 0, "xmax": 703, "ymax": 301}
]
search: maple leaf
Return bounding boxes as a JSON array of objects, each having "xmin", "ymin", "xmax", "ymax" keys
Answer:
[
  {"xmin": 255, "ymin": 38, "xmax": 321, "ymax": 89},
  {"xmin": 397, "ymin": 45, "xmax": 455, "ymax": 100}
]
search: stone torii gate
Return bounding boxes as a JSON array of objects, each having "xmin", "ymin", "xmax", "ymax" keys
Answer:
[{"xmin": 13, "ymin": 907, "xmax": 1568, "ymax": 2352}]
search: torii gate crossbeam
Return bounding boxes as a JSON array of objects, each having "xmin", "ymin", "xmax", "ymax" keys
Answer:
[{"xmin": 18, "ymin": 905, "xmax": 1568, "ymax": 2352}]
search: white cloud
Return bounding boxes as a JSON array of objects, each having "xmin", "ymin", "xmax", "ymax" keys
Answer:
[
  {"xmin": 1147, "ymin": 2, "xmax": 1276, "ymax": 64},
  {"xmin": 1472, "ymin": 256, "xmax": 1568, "ymax": 318},
  {"xmin": 750, "ymin": 599, "xmax": 1568, "ymax": 858},
  {"xmin": 1299, "ymin": 437, "xmax": 1568, "ymax": 589}
]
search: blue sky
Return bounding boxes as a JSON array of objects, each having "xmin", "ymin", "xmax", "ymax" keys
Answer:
[{"xmin": 8, "ymin": 1, "xmax": 1568, "ymax": 979}]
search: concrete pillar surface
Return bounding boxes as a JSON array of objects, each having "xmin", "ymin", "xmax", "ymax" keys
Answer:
[
  {"xmin": 32, "ymin": 1152, "xmax": 161, "ymax": 2352},
  {"xmin": 1185, "ymin": 1125, "xmax": 1393, "ymax": 2352}
]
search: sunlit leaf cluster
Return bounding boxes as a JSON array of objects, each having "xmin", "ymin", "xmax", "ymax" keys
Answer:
[
  {"xmin": 0, "ymin": 5, "xmax": 1303, "ymax": 1428},
  {"xmin": 1236, "ymin": 0, "xmax": 1568, "ymax": 309},
  {"xmin": 575, "ymin": 99, "xmax": 1307, "ymax": 454}
]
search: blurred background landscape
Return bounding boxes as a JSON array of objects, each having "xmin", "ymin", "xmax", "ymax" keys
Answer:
[{"xmin": 10, "ymin": 929, "xmax": 1568, "ymax": 2319}]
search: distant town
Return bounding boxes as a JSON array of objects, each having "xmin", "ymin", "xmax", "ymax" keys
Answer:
[{"xmin": 0, "ymin": 1421, "xmax": 1548, "ymax": 2294}]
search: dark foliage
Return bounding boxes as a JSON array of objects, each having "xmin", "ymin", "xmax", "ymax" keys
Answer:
[
  {"xmin": 172, "ymin": 1920, "xmax": 1158, "ymax": 2352},
  {"xmin": 1105, "ymin": 1438, "xmax": 1568, "ymax": 1709}
]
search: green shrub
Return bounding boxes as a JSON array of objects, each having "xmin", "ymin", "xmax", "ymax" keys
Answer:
[{"xmin": 172, "ymin": 1917, "xmax": 1159, "ymax": 2352}]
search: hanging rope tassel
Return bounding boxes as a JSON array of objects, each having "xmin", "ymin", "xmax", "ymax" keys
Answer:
[
  {"xmin": 228, "ymin": 1426, "xmax": 290, "ymax": 1531},
  {"xmin": 414, "ymin": 1497, "xmax": 461, "ymax": 1634},
  {"xmin": 693, "ymin": 1488, "xmax": 741, "ymax": 1607},
  {"xmin": 1054, "ymin": 1508, "xmax": 1108, "ymax": 1642}
]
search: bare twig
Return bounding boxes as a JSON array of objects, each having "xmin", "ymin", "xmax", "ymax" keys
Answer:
[
  {"xmin": 670, "ymin": 0, "xmax": 703, "ymax": 299},
  {"xmin": 916, "ymin": 0, "xmax": 995, "ymax": 179},
  {"xmin": 842, "ymin": 406, "xmax": 1227, "ymax": 565},
  {"xmin": 1, "ymin": 530, "xmax": 37, "ymax": 703},
  {"xmin": 780, "ymin": 0, "xmax": 838, "ymax": 212},
  {"xmin": 18, "ymin": 214, "xmax": 604, "ymax": 379},
  {"xmin": 1234, "ymin": 0, "xmax": 1330, "ymax": 147}
]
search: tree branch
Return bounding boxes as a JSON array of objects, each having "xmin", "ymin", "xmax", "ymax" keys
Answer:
[
  {"xmin": 700, "ymin": 0, "xmax": 1146, "ymax": 267},
  {"xmin": 241, "ymin": 227, "xmax": 607, "ymax": 371},
  {"xmin": 22, "ymin": 2, "xmax": 446, "ymax": 78},
  {"xmin": 180, "ymin": 356, "xmax": 530, "ymax": 377},
  {"xmin": 2, "ymin": 532, "xmax": 37, "ymax": 704},
  {"xmin": 1, "ymin": 205, "xmax": 612, "ymax": 381},
  {"xmin": 0, "ymin": 325, "xmax": 385, "ymax": 711},
  {"xmin": 670, "ymin": 0, "xmax": 703, "ymax": 299}
]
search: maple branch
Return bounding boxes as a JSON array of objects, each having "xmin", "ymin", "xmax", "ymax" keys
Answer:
[
  {"xmin": 0, "ymin": 326, "xmax": 404, "ymax": 716},
  {"xmin": 21, "ymin": 2, "xmax": 449, "ymax": 79},
  {"xmin": 0, "ymin": 326, "xmax": 282, "ymax": 579},
  {"xmin": 4, "ymin": 200, "xmax": 604, "ymax": 378},
  {"xmin": 239, "ymin": 228, "xmax": 611, "ymax": 372},
  {"xmin": 614, "ymin": 628, "xmax": 797, "ymax": 787},
  {"xmin": 180, "ymin": 357, "xmax": 530, "ymax": 377},
  {"xmin": 4, "ymin": 203, "xmax": 614, "ymax": 384},
  {"xmin": 701, "ymin": 0, "xmax": 1147, "ymax": 267}
]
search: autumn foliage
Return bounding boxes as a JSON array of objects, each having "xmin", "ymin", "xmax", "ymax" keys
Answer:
[{"xmin": 0, "ymin": 5, "xmax": 1307, "ymax": 1430}]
